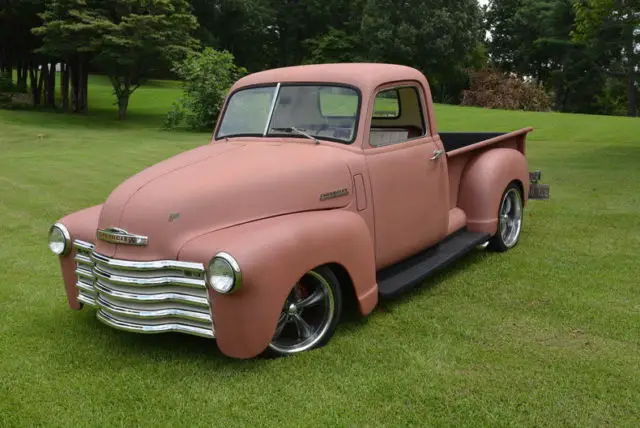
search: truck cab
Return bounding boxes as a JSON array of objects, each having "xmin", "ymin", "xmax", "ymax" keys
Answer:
[{"xmin": 48, "ymin": 63, "xmax": 549, "ymax": 359}]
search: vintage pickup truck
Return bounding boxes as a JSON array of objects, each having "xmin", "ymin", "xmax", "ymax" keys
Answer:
[{"xmin": 48, "ymin": 63, "xmax": 549, "ymax": 359}]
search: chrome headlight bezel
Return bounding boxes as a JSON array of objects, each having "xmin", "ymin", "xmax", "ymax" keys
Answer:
[
  {"xmin": 48, "ymin": 223, "xmax": 71, "ymax": 256},
  {"xmin": 206, "ymin": 252, "xmax": 242, "ymax": 294}
]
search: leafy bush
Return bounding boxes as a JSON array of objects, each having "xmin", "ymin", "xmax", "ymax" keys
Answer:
[
  {"xmin": 166, "ymin": 48, "xmax": 247, "ymax": 131},
  {"xmin": 461, "ymin": 69, "xmax": 552, "ymax": 112}
]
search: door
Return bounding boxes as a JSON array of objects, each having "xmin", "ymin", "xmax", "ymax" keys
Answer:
[{"xmin": 364, "ymin": 85, "xmax": 449, "ymax": 269}]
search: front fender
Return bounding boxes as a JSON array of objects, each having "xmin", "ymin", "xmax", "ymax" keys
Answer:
[
  {"xmin": 458, "ymin": 148, "xmax": 529, "ymax": 235},
  {"xmin": 178, "ymin": 209, "xmax": 378, "ymax": 359},
  {"xmin": 56, "ymin": 204, "xmax": 103, "ymax": 309}
]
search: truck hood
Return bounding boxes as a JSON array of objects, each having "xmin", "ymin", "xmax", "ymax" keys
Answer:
[{"xmin": 95, "ymin": 141, "xmax": 354, "ymax": 260}]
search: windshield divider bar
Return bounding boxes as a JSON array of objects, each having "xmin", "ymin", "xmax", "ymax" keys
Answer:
[{"xmin": 263, "ymin": 83, "xmax": 281, "ymax": 136}]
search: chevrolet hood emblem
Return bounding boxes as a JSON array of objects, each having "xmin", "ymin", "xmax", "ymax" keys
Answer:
[{"xmin": 97, "ymin": 227, "xmax": 148, "ymax": 246}]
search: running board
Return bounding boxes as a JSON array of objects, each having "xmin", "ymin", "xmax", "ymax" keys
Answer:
[{"xmin": 376, "ymin": 229, "xmax": 490, "ymax": 299}]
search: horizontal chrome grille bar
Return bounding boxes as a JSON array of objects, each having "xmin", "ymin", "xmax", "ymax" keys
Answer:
[
  {"xmin": 95, "ymin": 282, "xmax": 210, "ymax": 307},
  {"xmin": 93, "ymin": 265, "xmax": 206, "ymax": 289},
  {"xmin": 97, "ymin": 310, "xmax": 215, "ymax": 339},
  {"xmin": 72, "ymin": 240, "xmax": 214, "ymax": 339},
  {"xmin": 78, "ymin": 293, "xmax": 97, "ymax": 307},
  {"xmin": 74, "ymin": 253, "xmax": 93, "ymax": 266},
  {"xmin": 76, "ymin": 280, "xmax": 96, "ymax": 294},
  {"xmin": 97, "ymin": 296, "xmax": 212, "ymax": 322},
  {"xmin": 91, "ymin": 251, "xmax": 204, "ymax": 273},
  {"xmin": 74, "ymin": 240, "xmax": 95, "ymax": 252},
  {"xmin": 75, "ymin": 267, "xmax": 95, "ymax": 281}
]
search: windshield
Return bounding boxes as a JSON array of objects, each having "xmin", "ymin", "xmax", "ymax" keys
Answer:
[{"xmin": 216, "ymin": 84, "xmax": 360, "ymax": 144}]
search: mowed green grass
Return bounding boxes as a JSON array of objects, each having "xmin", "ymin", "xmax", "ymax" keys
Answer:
[{"xmin": 1, "ymin": 75, "xmax": 640, "ymax": 427}]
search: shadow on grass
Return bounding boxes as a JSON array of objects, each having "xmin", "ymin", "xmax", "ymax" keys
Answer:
[
  {"xmin": 94, "ymin": 250, "xmax": 490, "ymax": 363},
  {"xmin": 41, "ymin": 250, "xmax": 491, "ymax": 367},
  {"xmin": 2, "ymin": 104, "xmax": 208, "ymax": 136},
  {"xmin": 50, "ymin": 308, "xmax": 265, "ymax": 369},
  {"xmin": 336, "ymin": 248, "xmax": 491, "ymax": 338}
]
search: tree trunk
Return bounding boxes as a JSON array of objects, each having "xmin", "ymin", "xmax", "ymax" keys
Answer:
[
  {"xmin": 77, "ymin": 59, "xmax": 89, "ymax": 114},
  {"xmin": 38, "ymin": 64, "xmax": 47, "ymax": 107},
  {"xmin": 83, "ymin": 64, "xmax": 89, "ymax": 113},
  {"xmin": 69, "ymin": 58, "xmax": 88, "ymax": 113},
  {"xmin": 70, "ymin": 59, "xmax": 79, "ymax": 112},
  {"xmin": 0, "ymin": 50, "xmax": 5, "ymax": 78},
  {"xmin": 61, "ymin": 63, "xmax": 69, "ymax": 110},
  {"xmin": 16, "ymin": 60, "xmax": 27, "ymax": 91},
  {"xmin": 29, "ymin": 64, "xmax": 39, "ymax": 106},
  {"xmin": 46, "ymin": 63, "xmax": 57, "ymax": 108},
  {"xmin": 118, "ymin": 94, "xmax": 130, "ymax": 120},
  {"xmin": 627, "ymin": 71, "xmax": 637, "ymax": 117},
  {"xmin": 21, "ymin": 62, "xmax": 29, "ymax": 90}
]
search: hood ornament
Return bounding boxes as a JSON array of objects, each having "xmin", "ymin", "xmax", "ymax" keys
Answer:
[{"xmin": 97, "ymin": 227, "xmax": 148, "ymax": 246}]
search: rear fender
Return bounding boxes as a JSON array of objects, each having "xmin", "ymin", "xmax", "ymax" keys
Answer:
[
  {"xmin": 178, "ymin": 210, "xmax": 378, "ymax": 359},
  {"xmin": 457, "ymin": 148, "xmax": 529, "ymax": 235}
]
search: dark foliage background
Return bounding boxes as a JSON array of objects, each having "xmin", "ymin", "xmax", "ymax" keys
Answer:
[{"xmin": 0, "ymin": 0, "xmax": 638, "ymax": 119}]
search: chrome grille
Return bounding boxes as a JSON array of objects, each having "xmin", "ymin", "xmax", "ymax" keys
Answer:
[{"xmin": 72, "ymin": 240, "xmax": 214, "ymax": 339}]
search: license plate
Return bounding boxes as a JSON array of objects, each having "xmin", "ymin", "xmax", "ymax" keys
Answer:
[{"xmin": 529, "ymin": 183, "xmax": 550, "ymax": 200}]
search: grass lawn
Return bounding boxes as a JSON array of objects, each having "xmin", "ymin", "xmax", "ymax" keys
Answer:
[{"xmin": 1, "ymin": 75, "xmax": 639, "ymax": 427}]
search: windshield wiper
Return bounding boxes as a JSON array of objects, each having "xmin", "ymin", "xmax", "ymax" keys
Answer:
[{"xmin": 271, "ymin": 127, "xmax": 321, "ymax": 145}]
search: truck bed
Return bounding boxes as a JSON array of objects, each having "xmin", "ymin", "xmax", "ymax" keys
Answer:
[
  {"xmin": 439, "ymin": 128, "xmax": 532, "ymax": 156},
  {"xmin": 440, "ymin": 132, "xmax": 506, "ymax": 152}
]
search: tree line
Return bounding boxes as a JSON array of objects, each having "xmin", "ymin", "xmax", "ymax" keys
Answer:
[{"xmin": 0, "ymin": 0, "xmax": 638, "ymax": 120}]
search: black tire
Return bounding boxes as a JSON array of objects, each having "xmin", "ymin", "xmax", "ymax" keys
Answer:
[
  {"xmin": 264, "ymin": 266, "xmax": 342, "ymax": 358},
  {"xmin": 488, "ymin": 182, "xmax": 524, "ymax": 252}
]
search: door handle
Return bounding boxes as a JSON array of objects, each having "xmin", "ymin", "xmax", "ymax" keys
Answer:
[{"xmin": 430, "ymin": 149, "xmax": 444, "ymax": 161}]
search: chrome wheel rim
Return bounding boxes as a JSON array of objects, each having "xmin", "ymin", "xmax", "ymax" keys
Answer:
[
  {"xmin": 499, "ymin": 188, "xmax": 523, "ymax": 248},
  {"xmin": 269, "ymin": 270, "xmax": 335, "ymax": 354}
]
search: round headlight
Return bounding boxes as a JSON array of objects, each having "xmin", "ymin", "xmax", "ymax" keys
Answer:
[
  {"xmin": 48, "ymin": 223, "xmax": 71, "ymax": 256},
  {"xmin": 206, "ymin": 252, "xmax": 242, "ymax": 294}
]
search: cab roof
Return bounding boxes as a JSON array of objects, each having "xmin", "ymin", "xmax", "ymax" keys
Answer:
[{"xmin": 230, "ymin": 63, "xmax": 429, "ymax": 93}]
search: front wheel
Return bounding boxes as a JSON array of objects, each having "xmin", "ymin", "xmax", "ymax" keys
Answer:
[
  {"xmin": 488, "ymin": 183, "xmax": 524, "ymax": 252},
  {"xmin": 266, "ymin": 266, "xmax": 342, "ymax": 357}
]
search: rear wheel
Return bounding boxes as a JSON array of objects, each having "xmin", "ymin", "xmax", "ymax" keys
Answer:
[
  {"xmin": 266, "ymin": 266, "xmax": 342, "ymax": 357},
  {"xmin": 488, "ymin": 183, "xmax": 523, "ymax": 252}
]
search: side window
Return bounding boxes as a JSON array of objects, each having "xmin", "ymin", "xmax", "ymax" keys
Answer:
[
  {"xmin": 373, "ymin": 90, "xmax": 400, "ymax": 119},
  {"xmin": 369, "ymin": 86, "xmax": 428, "ymax": 148}
]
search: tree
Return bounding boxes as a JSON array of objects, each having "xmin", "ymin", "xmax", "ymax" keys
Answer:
[
  {"xmin": 572, "ymin": 0, "xmax": 640, "ymax": 117},
  {"xmin": 89, "ymin": 0, "xmax": 199, "ymax": 119},
  {"xmin": 33, "ymin": 0, "xmax": 199, "ymax": 119},
  {"xmin": 0, "ymin": 1, "xmax": 42, "ymax": 85},
  {"xmin": 484, "ymin": 0, "xmax": 525, "ymax": 74},
  {"xmin": 32, "ymin": 0, "xmax": 101, "ymax": 113},
  {"xmin": 303, "ymin": 27, "xmax": 364, "ymax": 64},
  {"xmin": 190, "ymin": 0, "xmax": 277, "ymax": 71},
  {"xmin": 268, "ymin": 0, "xmax": 366, "ymax": 67},
  {"xmin": 190, "ymin": 0, "xmax": 368, "ymax": 71},
  {"xmin": 361, "ymin": 0, "xmax": 485, "ymax": 103},
  {"xmin": 486, "ymin": 0, "xmax": 609, "ymax": 114},
  {"xmin": 0, "ymin": 0, "xmax": 49, "ymax": 106},
  {"xmin": 166, "ymin": 47, "xmax": 246, "ymax": 130},
  {"xmin": 299, "ymin": 0, "xmax": 367, "ymax": 64}
]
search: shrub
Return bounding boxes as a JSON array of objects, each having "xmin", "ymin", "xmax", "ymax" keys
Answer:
[
  {"xmin": 461, "ymin": 68, "xmax": 552, "ymax": 112},
  {"xmin": 166, "ymin": 48, "xmax": 247, "ymax": 131}
]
